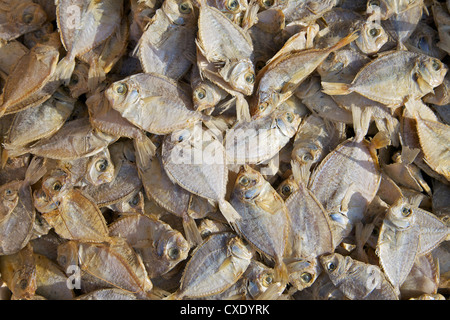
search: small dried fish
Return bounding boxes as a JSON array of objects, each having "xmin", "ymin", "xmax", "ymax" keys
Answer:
[
  {"xmin": 320, "ymin": 253, "xmax": 398, "ymax": 300},
  {"xmin": 0, "ymin": 243, "xmax": 37, "ymax": 299},
  {"xmin": 169, "ymin": 232, "xmax": 252, "ymax": 299},
  {"xmin": 0, "ymin": 0, "xmax": 47, "ymax": 41},
  {"xmin": 229, "ymin": 165, "xmax": 289, "ymax": 282},
  {"xmin": 322, "ymin": 51, "xmax": 448, "ymax": 107},
  {"xmin": 109, "ymin": 214, "xmax": 190, "ymax": 278}
]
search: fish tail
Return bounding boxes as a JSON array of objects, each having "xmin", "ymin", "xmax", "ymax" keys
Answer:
[
  {"xmin": 1, "ymin": 144, "xmax": 28, "ymax": 161},
  {"xmin": 321, "ymin": 81, "xmax": 352, "ymax": 96},
  {"xmin": 371, "ymin": 131, "xmax": 391, "ymax": 150},
  {"xmin": 235, "ymin": 94, "xmax": 251, "ymax": 122},
  {"xmin": 56, "ymin": 56, "xmax": 76, "ymax": 85},
  {"xmin": 274, "ymin": 259, "xmax": 289, "ymax": 284},
  {"xmin": 182, "ymin": 214, "xmax": 203, "ymax": 247},
  {"xmin": 134, "ymin": 135, "xmax": 157, "ymax": 171},
  {"xmin": 328, "ymin": 29, "xmax": 360, "ymax": 53},
  {"xmin": 87, "ymin": 62, "xmax": 106, "ymax": 93},
  {"xmin": 24, "ymin": 156, "xmax": 47, "ymax": 186},
  {"xmin": 218, "ymin": 200, "xmax": 241, "ymax": 226}
]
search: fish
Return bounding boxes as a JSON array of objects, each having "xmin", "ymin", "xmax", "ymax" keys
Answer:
[
  {"xmin": 0, "ymin": 0, "xmax": 47, "ymax": 41},
  {"xmin": 109, "ymin": 214, "xmax": 190, "ymax": 278},
  {"xmin": 320, "ymin": 253, "xmax": 398, "ymax": 300},
  {"xmin": 0, "ymin": 243, "xmax": 37, "ymax": 300},
  {"xmin": 229, "ymin": 165, "xmax": 289, "ymax": 282},
  {"xmin": 56, "ymin": 0, "xmax": 124, "ymax": 84},
  {"xmin": 168, "ymin": 232, "xmax": 252, "ymax": 299},
  {"xmin": 136, "ymin": 0, "xmax": 197, "ymax": 80},
  {"xmin": 251, "ymin": 30, "xmax": 359, "ymax": 119},
  {"xmin": 322, "ymin": 51, "xmax": 448, "ymax": 107}
]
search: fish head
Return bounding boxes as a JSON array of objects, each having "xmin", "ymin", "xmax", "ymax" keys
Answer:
[
  {"xmin": 319, "ymin": 253, "xmax": 349, "ymax": 280},
  {"xmin": 193, "ymin": 83, "xmax": 217, "ymax": 111},
  {"xmin": 274, "ymin": 104, "xmax": 302, "ymax": 137},
  {"xmin": 33, "ymin": 188, "xmax": 59, "ymax": 213},
  {"xmin": 227, "ymin": 59, "xmax": 255, "ymax": 96},
  {"xmin": 259, "ymin": 0, "xmax": 287, "ymax": 10},
  {"xmin": 227, "ymin": 236, "xmax": 252, "ymax": 260},
  {"xmin": 10, "ymin": 2, "xmax": 47, "ymax": 33},
  {"xmin": 386, "ymin": 197, "xmax": 415, "ymax": 229},
  {"xmin": 57, "ymin": 241, "xmax": 79, "ymax": 272},
  {"xmin": 416, "ymin": 56, "xmax": 448, "ymax": 89},
  {"xmin": 287, "ymin": 259, "xmax": 320, "ymax": 291},
  {"xmin": 156, "ymin": 230, "xmax": 190, "ymax": 268},
  {"xmin": 86, "ymin": 149, "xmax": 115, "ymax": 186},
  {"xmin": 105, "ymin": 80, "xmax": 139, "ymax": 113},
  {"xmin": 41, "ymin": 169, "xmax": 71, "ymax": 201},
  {"xmin": 246, "ymin": 263, "xmax": 276, "ymax": 298},
  {"xmin": 163, "ymin": 0, "xmax": 197, "ymax": 26},
  {"xmin": 0, "ymin": 181, "xmax": 21, "ymax": 222},
  {"xmin": 234, "ymin": 165, "xmax": 263, "ymax": 200},
  {"xmin": 356, "ymin": 21, "xmax": 388, "ymax": 55},
  {"xmin": 217, "ymin": 0, "xmax": 247, "ymax": 15},
  {"xmin": 292, "ymin": 142, "xmax": 321, "ymax": 167},
  {"xmin": 366, "ymin": 0, "xmax": 391, "ymax": 19},
  {"xmin": 277, "ymin": 176, "xmax": 297, "ymax": 200},
  {"xmin": 11, "ymin": 267, "xmax": 37, "ymax": 300}
]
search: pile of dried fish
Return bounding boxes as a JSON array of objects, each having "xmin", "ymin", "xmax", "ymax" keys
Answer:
[{"xmin": 0, "ymin": 0, "xmax": 449, "ymax": 300}]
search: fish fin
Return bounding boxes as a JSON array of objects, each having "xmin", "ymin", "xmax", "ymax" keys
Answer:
[
  {"xmin": 55, "ymin": 56, "xmax": 76, "ymax": 85},
  {"xmin": 134, "ymin": 135, "xmax": 157, "ymax": 171},
  {"xmin": 255, "ymin": 195, "xmax": 284, "ymax": 214},
  {"xmin": 235, "ymin": 94, "xmax": 251, "ymax": 122},
  {"xmin": 218, "ymin": 256, "xmax": 233, "ymax": 272},
  {"xmin": 400, "ymin": 145, "xmax": 420, "ymax": 165},
  {"xmin": 24, "ymin": 156, "xmax": 47, "ymax": 186},
  {"xmin": 218, "ymin": 200, "xmax": 241, "ymax": 226},
  {"xmin": 291, "ymin": 160, "xmax": 309, "ymax": 185},
  {"xmin": 87, "ymin": 62, "xmax": 106, "ymax": 92},
  {"xmin": 182, "ymin": 213, "xmax": 203, "ymax": 247},
  {"xmin": 416, "ymin": 76, "xmax": 434, "ymax": 95},
  {"xmin": 370, "ymin": 131, "xmax": 391, "ymax": 150},
  {"xmin": 340, "ymin": 182, "xmax": 356, "ymax": 214},
  {"xmin": 352, "ymin": 105, "xmax": 372, "ymax": 143},
  {"xmin": 1, "ymin": 144, "xmax": 28, "ymax": 160},
  {"xmin": 241, "ymin": 0, "xmax": 260, "ymax": 31},
  {"xmin": 256, "ymin": 282, "xmax": 285, "ymax": 300},
  {"xmin": 274, "ymin": 260, "xmax": 289, "ymax": 284},
  {"xmin": 321, "ymin": 81, "xmax": 352, "ymax": 96},
  {"xmin": 141, "ymin": 95, "xmax": 163, "ymax": 105},
  {"xmin": 327, "ymin": 29, "xmax": 360, "ymax": 52},
  {"xmin": 163, "ymin": 291, "xmax": 181, "ymax": 300},
  {"xmin": 203, "ymin": 115, "xmax": 229, "ymax": 135}
]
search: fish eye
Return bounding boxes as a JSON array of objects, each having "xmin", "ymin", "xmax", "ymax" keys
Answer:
[
  {"xmin": 115, "ymin": 83, "xmax": 127, "ymax": 95},
  {"xmin": 285, "ymin": 112, "xmax": 294, "ymax": 123},
  {"xmin": 168, "ymin": 247, "xmax": 180, "ymax": 260},
  {"xmin": 239, "ymin": 175, "xmax": 250, "ymax": 186},
  {"xmin": 4, "ymin": 189, "xmax": 12, "ymax": 196},
  {"xmin": 70, "ymin": 74, "xmax": 79, "ymax": 86},
  {"xmin": 95, "ymin": 159, "xmax": 108, "ymax": 172},
  {"xmin": 432, "ymin": 60, "xmax": 441, "ymax": 71},
  {"xmin": 412, "ymin": 72, "xmax": 419, "ymax": 82},
  {"xmin": 179, "ymin": 2, "xmax": 192, "ymax": 14},
  {"xmin": 195, "ymin": 88, "xmax": 206, "ymax": 100},
  {"xmin": 262, "ymin": 273, "xmax": 273, "ymax": 287},
  {"xmin": 52, "ymin": 181, "xmax": 62, "ymax": 192},
  {"xmin": 327, "ymin": 262, "xmax": 336, "ymax": 272},
  {"xmin": 59, "ymin": 255, "xmax": 67, "ymax": 266},
  {"xmin": 226, "ymin": 0, "xmax": 239, "ymax": 12},
  {"xmin": 22, "ymin": 13, "xmax": 34, "ymax": 24},
  {"xmin": 19, "ymin": 279, "xmax": 28, "ymax": 290},
  {"xmin": 281, "ymin": 184, "xmax": 292, "ymax": 196},
  {"xmin": 262, "ymin": 0, "xmax": 274, "ymax": 8},
  {"xmin": 129, "ymin": 194, "xmax": 139, "ymax": 206},
  {"xmin": 369, "ymin": 28, "xmax": 380, "ymax": 37},
  {"xmin": 402, "ymin": 207, "xmax": 412, "ymax": 217},
  {"xmin": 259, "ymin": 102, "xmax": 268, "ymax": 111},
  {"xmin": 201, "ymin": 230, "xmax": 212, "ymax": 238},
  {"xmin": 244, "ymin": 72, "xmax": 255, "ymax": 84},
  {"xmin": 302, "ymin": 152, "xmax": 314, "ymax": 162},
  {"xmin": 368, "ymin": 0, "xmax": 380, "ymax": 7},
  {"xmin": 178, "ymin": 135, "xmax": 184, "ymax": 142},
  {"xmin": 300, "ymin": 272, "xmax": 313, "ymax": 283}
]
